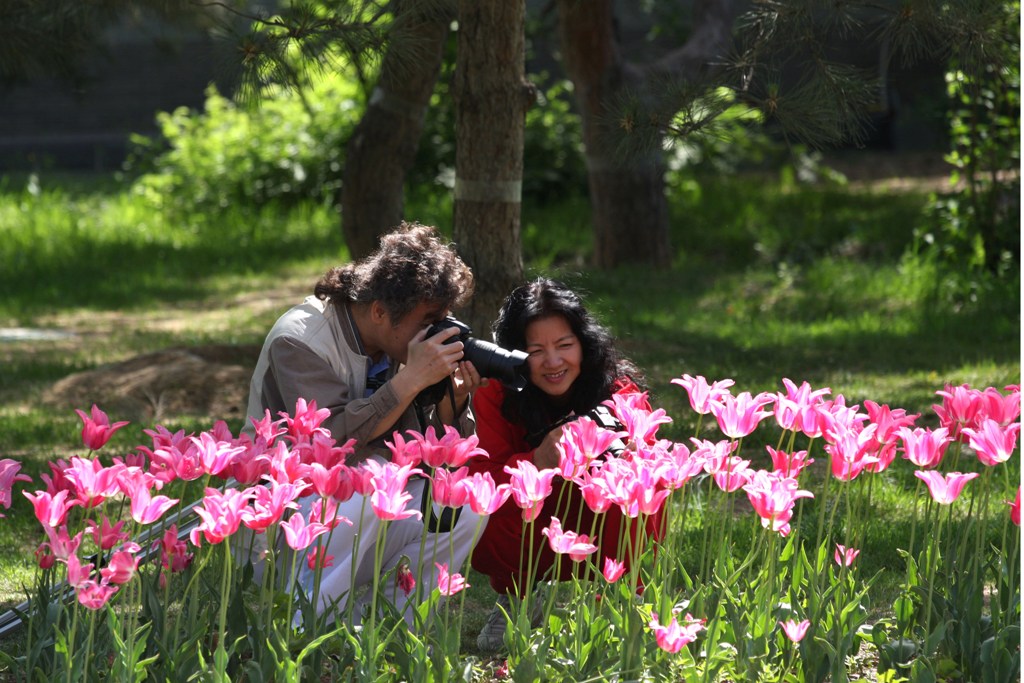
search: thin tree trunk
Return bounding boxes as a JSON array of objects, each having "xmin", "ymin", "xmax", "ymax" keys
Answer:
[
  {"xmin": 557, "ymin": 0, "xmax": 738, "ymax": 269},
  {"xmin": 340, "ymin": 1, "xmax": 450, "ymax": 259},
  {"xmin": 453, "ymin": 0, "xmax": 528, "ymax": 336},
  {"xmin": 556, "ymin": 0, "xmax": 671, "ymax": 269}
]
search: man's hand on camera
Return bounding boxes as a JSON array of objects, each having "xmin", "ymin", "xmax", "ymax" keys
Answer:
[{"xmin": 404, "ymin": 325, "xmax": 465, "ymax": 390}]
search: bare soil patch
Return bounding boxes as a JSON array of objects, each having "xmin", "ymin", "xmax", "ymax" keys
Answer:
[{"xmin": 40, "ymin": 344, "xmax": 261, "ymax": 423}]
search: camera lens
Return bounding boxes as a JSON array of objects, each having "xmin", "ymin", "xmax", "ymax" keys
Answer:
[
  {"xmin": 428, "ymin": 317, "xmax": 528, "ymax": 390},
  {"xmin": 463, "ymin": 338, "xmax": 529, "ymax": 390}
]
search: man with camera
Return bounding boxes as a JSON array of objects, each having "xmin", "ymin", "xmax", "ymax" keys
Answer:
[{"xmin": 243, "ymin": 222, "xmax": 487, "ymax": 623}]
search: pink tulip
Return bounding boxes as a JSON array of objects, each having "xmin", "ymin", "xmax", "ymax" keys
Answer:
[
  {"xmin": 281, "ymin": 512, "xmax": 330, "ymax": 551},
  {"xmin": 64, "ymin": 456, "xmax": 124, "ymax": 508},
  {"xmin": 24, "ymin": 489, "xmax": 79, "ymax": 527},
  {"xmin": 541, "ymin": 517, "xmax": 598, "ymax": 562},
  {"xmin": 157, "ymin": 525, "xmax": 193, "ymax": 573},
  {"xmin": 432, "ymin": 466, "xmax": 472, "ymax": 508},
  {"xmin": 39, "ymin": 458, "xmax": 74, "ymax": 496},
  {"xmin": 657, "ymin": 441, "xmax": 705, "ymax": 491},
  {"xmin": 505, "ymin": 460, "xmax": 557, "ymax": 522},
  {"xmin": 65, "ymin": 552, "xmax": 94, "ymax": 588},
  {"xmin": 863, "ymin": 401, "xmax": 919, "ymax": 474},
  {"xmin": 151, "ymin": 441, "xmax": 204, "ymax": 483},
  {"xmin": 74, "ymin": 405, "xmax": 129, "ymax": 451},
  {"xmin": 281, "ymin": 398, "xmax": 332, "ymax": 439},
  {"xmin": 464, "ymin": 472, "xmax": 513, "ymax": 515},
  {"xmin": 396, "ymin": 562, "xmax": 416, "ymax": 596},
  {"xmin": 436, "ymin": 562, "xmax": 468, "ymax": 596},
  {"xmin": 825, "ymin": 423, "xmax": 879, "ymax": 482},
  {"xmin": 241, "ymin": 480, "xmax": 300, "ymax": 531},
  {"xmin": 743, "ymin": 470, "xmax": 813, "ymax": 537},
  {"xmin": 766, "ymin": 446, "xmax": 813, "ymax": 478},
  {"xmin": 303, "ymin": 432, "xmax": 357, "ymax": 469},
  {"xmin": 671, "ymin": 374, "xmax": 735, "ymax": 415},
  {"xmin": 128, "ymin": 486, "xmax": 179, "ymax": 526},
  {"xmin": 0, "ymin": 459, "xmax": 31, "ymax": 514},
  {"xmin": 100, "ymin": 545, "xmax": 141, "ymax": 585},
  {"xmin": 978, "ymin": 386, "xmax": 1021, "ymax": 427},
  {"xmin": 620, "ymin": 459, "xmax": 671, "ymax": 517},
  {"xmin": 190, "ymin": 487, "xmax": 250, "ymax": 546},
  {"xmin": 305, "ymin": 462, "xmax": 345, "ymax": 498},
  {"xmin": 898, "ymin": 426, "xmax": 952, "ymax": 469},
  {"xmin": 401, "ymin": 426, "xmax": 488, "ymax": 468},
  {"xmin": 774, "ymin": 379, "xmax": 831, "ymax": 432},
  {"xmin": 711, "ymin": 456, "xmax": 753, "ymax": 492},
  {"xmin": 605, "ymin": 392, "xmax": 671, "ymax": 444},
  {"xmin": 306, "ymin": 547, "xmax": 334, "ymax": 570},
  {"xmin": 557, "ymin": 415, "xmax": 624, "ymax": 481},
  {"xmin": 780, "ymin": 618, "xmax": 810, "ymax": 643},
  {"xmin": 369, "ymin": 462, "xmax": 423, "ymax": 521},
  {"xmin": 914, "ymin": 470, "xmax": 979, "ymax": 505},
  {"xmin": 648, "ymin": 612, "xmax": 704, "ymax": 654},
  {"xmin": 864, "ymin": 400, "xmax": 919, "ymax": 443},
  {"xmin": 578, "ymin": 472, "xmax": 614, "ymax": 514},
  {"xmin": 76, "ymin": 580, "xmax": 118, "ymax": 610},
  {"xmin": 933, "ymin": 383, "xmax": 985, "ymax": 440},
  {"xmin": 190, "ymin": 432, "xmax": 246, "ymax": 478},
  {"xmin": 250, "ymin": 409, "xmax": 288, "ymax": 444},
  {"xmin": 708, "ymin": 391, "xmax": 775, "ymax": 439},
  {"xmin": 834, "ymin": 544, "xmax": 860, "ymax": 567},
  {"xmin": 41, "ymin": 525, "xmax": 82, "ymax": 562},
  {"xmin": 34, "ymin": 544, "xmax": 56, "ymax": 569},
  {"xmin": 602, "ymin": 557, "xmax": 626, "ymax": 583},
  {"xmin": 1008, "ymin": 487, "xmax": 1020, "ymax": 526},
  {"xmin": 309, "ymin": 497, "xmax": 352, "ymax": 529},
  {"xmin": 962, "ymin": 418, "xmax": 1019, "ymax": 467},
  {"xmin": 381, "ymin": 431, "xmax": 423, "ymax": 468},
  {"xmin": 87, "ymin": 516, "xmax": 129, "ymax": 551}
]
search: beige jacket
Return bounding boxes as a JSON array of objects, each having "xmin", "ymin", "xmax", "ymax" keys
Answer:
[{"xmin": 244, "ymin": 296, "xmax": 474, "ymax": 463}]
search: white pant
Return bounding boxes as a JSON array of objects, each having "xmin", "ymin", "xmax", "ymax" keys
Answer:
[{"xmin": 293, "ymin": 477, "xmax": 485, "ymax": 624}]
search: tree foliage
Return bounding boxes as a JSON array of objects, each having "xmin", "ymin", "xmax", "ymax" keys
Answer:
[
  {"xmin": 607, "ymin": 1, "xmax": 1019, "ymax": 159},
  {"xmin": 0, "ymin": 0, "xmax": 212, "ymax": 84}
]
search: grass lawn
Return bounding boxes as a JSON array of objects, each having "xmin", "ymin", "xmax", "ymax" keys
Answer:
[{"xmin": 0, "ymin": 158, "xmax": 1019, "ymax": 668}]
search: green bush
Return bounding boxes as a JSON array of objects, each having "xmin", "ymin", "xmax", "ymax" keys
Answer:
[
  {"xmin": 913, "ymin": 1, "xmax": 1020, "ymax": 280},
  {"xmin": 125, "ymin": 73, "xmax": 364, "ymax": 213}
]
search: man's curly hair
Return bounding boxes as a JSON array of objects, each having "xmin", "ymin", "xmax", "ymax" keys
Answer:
[{"xmin": 314, "ymin": 222, "xmax": 474, "ymax": 323}]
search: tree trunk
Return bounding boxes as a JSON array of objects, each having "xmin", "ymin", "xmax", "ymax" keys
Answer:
[
  {"xmin": 556, "ymin": 0, "xmax": 739, "ymax": 269},
  {"xmin": 339, "ymin": 1, "xmax": 450, "ymax": 260},
  {"xmin": 556, "ymin": 0, "xmax": 671, "ymax": 269},
  {"xmin": 453, "ymin": 0, "xmax": 528, "ymax": 337}
]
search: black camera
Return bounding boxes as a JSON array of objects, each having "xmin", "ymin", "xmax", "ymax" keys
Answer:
[
  {"xmin": 416, "ymin": 317, "xmax": 529, "ymax": 406},
  {"xmin": 427, "ymin": 317, "xmax": 529, "ymax": 388},
  {"xmin": 585, "ymin": 404, "xmax": 628, "ymax": 457}
]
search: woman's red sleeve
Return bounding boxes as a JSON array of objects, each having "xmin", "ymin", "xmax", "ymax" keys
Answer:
[{"xmin": 469, "ymin": 382, "xmax": 535, "ymax": 487}]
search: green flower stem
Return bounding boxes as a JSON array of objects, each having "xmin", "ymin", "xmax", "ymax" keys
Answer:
[
  {"xmin": 215, "ymin": 540, "xmax": 233, "ymax": 674},
  {"xmin": 65, "ymin": 598, "xmax": 80, "ymax": 683},
  {"xmin": 921, "ymin": 513, "xmax": 945, "ymax": 646},
  {"xmin": 413, "ymin": 474, "xmax": 436, "ymax": 608},
  {"xmin": 347, "ymin": 497, "xmax": 369, "ymax": 628},
  {"xmin": 367, "ymin": 519, "xmax": 390, "ymax": 661}
]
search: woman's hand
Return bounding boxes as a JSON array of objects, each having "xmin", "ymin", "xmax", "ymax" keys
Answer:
[
  {"xmin": 533, "ymin": 425, "xmax": 566, "ymax": 469},
  {"xmin": 452, "ymin": 360, "xmax": 486, "ymax": 406}
]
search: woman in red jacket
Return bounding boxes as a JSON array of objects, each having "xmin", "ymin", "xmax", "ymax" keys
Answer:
[{"xmin": 469, "ymin": 278, "xmax": 662, "ymax": 652}]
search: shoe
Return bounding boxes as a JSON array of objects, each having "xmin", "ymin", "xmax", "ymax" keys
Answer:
[
  {"xmin": 475, "ymin": 592, "xmax": 546, "ymax": 653},
  {"xmin": 476, "ymin": 593, "xmax": 512, "ymax": 653}
]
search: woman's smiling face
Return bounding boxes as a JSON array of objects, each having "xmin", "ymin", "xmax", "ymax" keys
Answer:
[{"xmin": 524, "ymin": 314, "xmax": 582, "ymax": 400}]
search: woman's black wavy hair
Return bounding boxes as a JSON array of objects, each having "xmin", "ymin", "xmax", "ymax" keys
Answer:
[{"xmin": 492, "ymin": 277, "xmax": 642, "ymax": 445}]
